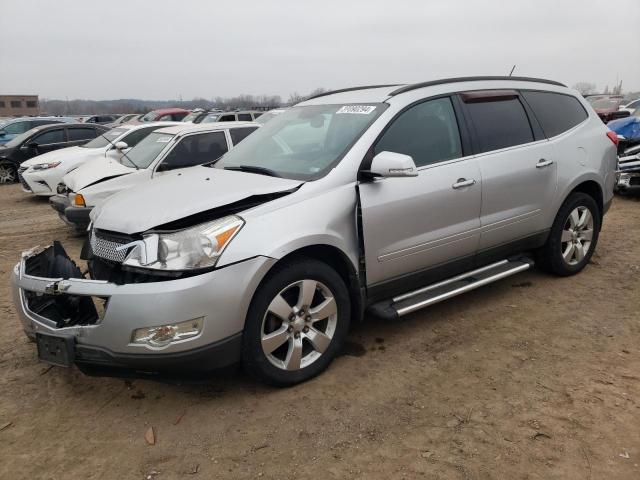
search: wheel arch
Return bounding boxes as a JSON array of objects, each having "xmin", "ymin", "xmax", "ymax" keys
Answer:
[
  {"xmin": 564, "ymin": 179, "xmax": 604, "ymax": 219},
  {"xmin": 258, "ymin": 244, "xmax": 364, "ymax": 324}
]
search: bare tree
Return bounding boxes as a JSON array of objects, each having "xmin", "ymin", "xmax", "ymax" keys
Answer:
[{"xmin": 572, "ymin": 82, "xmax": 597, "ymax": 95}]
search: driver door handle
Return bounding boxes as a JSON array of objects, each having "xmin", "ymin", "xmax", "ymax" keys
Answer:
[
  {"xmin": 536, "ymin": 159, "xmax": 554, "ymax": 168},
  {"xmin": 452, "ymin": 178, "xmax": 476, "ymax": 189}
]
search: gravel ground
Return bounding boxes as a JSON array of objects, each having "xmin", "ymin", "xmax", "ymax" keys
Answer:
[{"xmin": 0, "ymin": 183, "xmax": 639, "ymax": 480}]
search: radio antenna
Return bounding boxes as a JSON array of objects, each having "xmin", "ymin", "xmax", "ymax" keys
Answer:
[{"xmin": 509, "ymin": 65, "xmax": 516, "ymax": 76}]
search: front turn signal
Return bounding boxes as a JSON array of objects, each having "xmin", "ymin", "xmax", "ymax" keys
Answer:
[{"xmin": 74, "ymin": 193, "xmax": 86, "ymax": 207}]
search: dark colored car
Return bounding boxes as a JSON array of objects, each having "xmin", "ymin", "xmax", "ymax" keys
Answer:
[
  {"xmin": 83, "ymin": 115, "xmax": 120, "ymax": 125},
  {"xmin": 585, "ymin": 95, "xmax": 630, "ymax": 123},
  {"xmin": 0, "ymin": 123, "xmax": 110, "ymax": 184}
]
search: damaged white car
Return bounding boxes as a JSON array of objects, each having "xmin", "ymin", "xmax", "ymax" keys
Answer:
[
  {"xmin": 19, "ymin": 122, "xmax": 178, "ymax": 196},
  {"xmin": 50, "ymin": 122, "xmax": 259, "ymax": 230}
]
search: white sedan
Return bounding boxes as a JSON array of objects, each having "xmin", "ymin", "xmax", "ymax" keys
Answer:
[{"xmin": 19, "ymin": 122, "xmax": 179, "ymax": 196}]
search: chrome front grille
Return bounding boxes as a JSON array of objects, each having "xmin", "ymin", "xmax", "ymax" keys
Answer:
[
  {"xmin": 17, "ymin": 167, "xmax": 31, "ymax": 191},
  {"xmin": 90, "ymin": 229, "xmax": 134, "ymax": 263}
]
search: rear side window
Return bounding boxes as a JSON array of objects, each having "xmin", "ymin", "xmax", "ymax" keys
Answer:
[
  {"xmin": 229, "ymin": 127, "xmax": 258, "ymax": 145},
  {"xmin": 220, "ymin": 115, "xmax": 236, "ymax": 122},
  {"xmin": 375, "ymin": 97, "xmax": 463, "ymax": 167},
  {"xmin": 521, "ymin": 91, "xmax": 588, "ymax": 138},
  {"xmin": 160, "ymin": 131, "xmax": 228, "ymax": 170},
  {"xmin": 32, "ymin": 129, "xmax": 65, "ymax": 145},
  {"xmin": 237, "ymin": 113, "xmax": 252, "ymax": 121},
  {"xmin": 68, "ymin": 128, "xmax": 97, "ymax": 141},
  {"xmin": 464, "ymin": 97, "xmax": 534, "ymax": 152}
]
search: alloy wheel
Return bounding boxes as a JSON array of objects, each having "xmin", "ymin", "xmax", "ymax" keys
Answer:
[
  {"xmin": 561, "ymin": 206, "xmax": 594, "ymax": 265},
  {"xmin": 260, "ymin": 279, "xmax": 338, "ymax": 371},
  {"xmin": 0, "ymin": 164, "xmax": 16, "ymax": 184}
]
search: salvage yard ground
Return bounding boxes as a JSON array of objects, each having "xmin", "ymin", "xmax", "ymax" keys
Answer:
[{"xmin": 0, "ymin": 183, "xmax": 639, "ymax": 480}]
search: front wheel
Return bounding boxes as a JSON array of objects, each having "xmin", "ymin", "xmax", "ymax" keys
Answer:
[
  {"xmin": 0, "ymin": 161, "xmax": 17, "ymax": 184},
  {"xmin": 242, "ymin": 258, "xmax": 351, "ymax": 386},
  {"xmin": 536, "ymin": 192, "xmax": 601, "ymax": 276}
]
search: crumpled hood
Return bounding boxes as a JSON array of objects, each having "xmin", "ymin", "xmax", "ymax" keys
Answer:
[
  {"xmin": 63, "ymin": 157, "xmax": 135, "ymax": 191},
  {"xmin": 92, "ymin": 166, "xmax": 303, "ymax": 234},
  {"xmin": 20, "ymin": 146, "xmax": 90, "ymax": 167}
]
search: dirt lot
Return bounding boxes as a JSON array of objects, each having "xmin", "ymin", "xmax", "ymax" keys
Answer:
[{"xmin": 0, "ymin": 183, "xmax": 639, "ymax": 480}]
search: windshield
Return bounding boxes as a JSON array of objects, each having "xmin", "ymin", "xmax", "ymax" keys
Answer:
[
  {"xmin": 214, "ymin": 104, "xmax": 386, "ymax": 180},
  {"xmin": 255, "ymin": 110, "xmax": 285, "ymax": 125},
  {"xmin": 81, "ymin": 128, "xmax": 127, "ymax": 148},
  {"xmin": 200, "ymin": 113, "xmax": 222, "ymax": 124},
  {"xmin": 120, "ymin": 131, "xmax": 174, "ymax": 169},
  {"xmin": 3, "ymin": 127, "xmax": 40, "ymax": 148},
  {"xmin": 590, "ymin": 98, "xmax": 622, "ymax": 109},
  {"xmin": 140, "ymin": 111, "xmax": 159, "ymax": 122},
  {"xmin": 182, "ymin": 112, "xmax": 201, "ymax": 122}
]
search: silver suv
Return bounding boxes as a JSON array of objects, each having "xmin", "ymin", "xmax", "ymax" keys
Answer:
[{"xmin": 11, "ymin": 77, "xmax": 617, "ymax": 386}]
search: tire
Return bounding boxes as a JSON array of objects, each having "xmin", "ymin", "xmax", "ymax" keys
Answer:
[
  {"xmin": 0, "ymin": 161, "xmax": 17, "ymax": 184},
  {"xmin": 536, "ymin": 192, "xmax": 601, "ymax": 276},
  {"xmin": 242, "ymin": 258, "xmax": 351, "ymax": 386}
]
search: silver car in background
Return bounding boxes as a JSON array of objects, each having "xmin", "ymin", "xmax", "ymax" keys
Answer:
[{"xmin": 11, "ymin": 76, "xmax": 617, "ymax": 386}]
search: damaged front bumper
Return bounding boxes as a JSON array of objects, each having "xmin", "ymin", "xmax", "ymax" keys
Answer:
[{"xmin": 11, "ymin": 244, "xmax": 276, "ymax": 375}]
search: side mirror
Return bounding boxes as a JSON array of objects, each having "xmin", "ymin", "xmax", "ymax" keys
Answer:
[
  {"xmin": 363, "ymin": 151, "xmax": 419, "ymax": 179},
  {"xmin": 114, "ymin": 141, "xmax": 128, "ymax": 151},
  {"xmin": 26, "ymin": 142, "xmax": 39, "ymax": 151}
]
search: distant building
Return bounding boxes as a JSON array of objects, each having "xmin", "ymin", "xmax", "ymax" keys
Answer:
[{"xmin": 0, "ymin": 95, "xmax": 39, "ymax": 117}]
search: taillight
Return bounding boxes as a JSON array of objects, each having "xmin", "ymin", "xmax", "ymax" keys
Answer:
[{"xmin": 606, "ymin": 131, "xmax": 619, "ymax": 146}]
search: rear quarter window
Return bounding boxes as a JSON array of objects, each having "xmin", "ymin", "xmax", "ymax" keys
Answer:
[{"xmin": 521, "ymin": 91, "xmax": 588, "ymax": 138}]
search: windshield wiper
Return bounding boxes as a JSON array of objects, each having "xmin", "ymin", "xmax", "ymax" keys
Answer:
[{"xmin": 224, "ymin": 165, "xmax": 281, "ymax": 177}]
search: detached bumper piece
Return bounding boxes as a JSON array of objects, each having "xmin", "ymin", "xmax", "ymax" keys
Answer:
[
  {"xmin": 49, "ymin": 194, "xmax": 92, "ymax": 229},
  {"xmin": 23, "ymin": 242, "xmax": 99, "ymax": 328}
]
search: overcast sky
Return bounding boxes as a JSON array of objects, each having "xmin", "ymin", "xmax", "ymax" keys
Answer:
[{"xmin": 1, "ymin": 0, "xmax": 639, "ymax": 100}]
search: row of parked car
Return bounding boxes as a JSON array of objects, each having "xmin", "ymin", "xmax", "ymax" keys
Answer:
[{"xmin": 4, "ymin": 76, "xmax": 625, "ymax": 386}]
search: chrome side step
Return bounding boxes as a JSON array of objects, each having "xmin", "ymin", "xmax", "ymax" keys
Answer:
[{"xmin": 369, "ymin": 258, "xmax": 533, "ymax": 319}]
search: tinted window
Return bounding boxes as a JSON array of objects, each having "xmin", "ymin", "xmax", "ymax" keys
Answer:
[
  {"xmin": 3, "ymin": 121, "xmax": 29, "ymax": 135},
  {"xmin": 237, "ymin": 113, "xmax": 252, "ymax": 121},
  {"xmin": 68, "ymin": 128, "xmax": 97, "ymax": 141},
  {"xmin": 375, "ymin": 97, "xmax": 463, "ymax": 167},
  {"xmin": 252, "ymin": 112, "xmax": 263, "ymax": 119},
  {"xmin": 219, "ymin": 115, "xmax": 236, "ymax": 122},
  {"xmin": 521, "ymin": 91, "xmax": 588, "ymax": 138},
  {"xmin": 465, "ymin": 98, "xmax": 534, "ymax": 152},
  {"xmin": 230, "ymin": 127, "xmax": 258, "ymax": 145},
  {"xmin": 32, "ymin": 129, "xmax": 65, "ymax": 145},
  {"xmin": 160, "ymin": 131, "xmax": 228, "ymax": 170}
]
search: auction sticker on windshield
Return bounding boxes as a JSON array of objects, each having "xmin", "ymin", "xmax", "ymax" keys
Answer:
[{"xmin": 336, "ymin": 105, "xmax": 376, "ymax": 114}]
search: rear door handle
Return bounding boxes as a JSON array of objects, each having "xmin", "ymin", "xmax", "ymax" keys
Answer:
[
  {"xmin": 452, "ymin": 178, "xmax": 476, "ymax": 189},
  {"xmin": 536, "ymin": 159, "xmax": 554, "ymax": 168}
]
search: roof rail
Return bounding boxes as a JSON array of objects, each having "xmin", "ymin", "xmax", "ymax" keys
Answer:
[
  {"xmin": 389, "ymin": 76, "xmax": 566, "ymax": 96},
  {"xmin": 305, "ymin": 84, "xmax": 401, "ymax": 101}
]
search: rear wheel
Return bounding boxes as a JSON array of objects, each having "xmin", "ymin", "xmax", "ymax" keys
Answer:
[
  {"xmin": 0, "ymin": 161, "xmax": 17, "ymax": 184},
  {"xmin": 536, "ymin": 192, "xmax": 600, "ymax": 276},
  {"xmin": 242, "ymin": 258, "xmax": 351, "ymax": 386}
]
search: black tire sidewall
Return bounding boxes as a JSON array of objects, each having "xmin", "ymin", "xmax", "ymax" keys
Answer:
[
  {"xmin": 546, "ymin": 192, "xmax": 601, "ymax": 276},
  {"xmin": 242, "ymin": 258, "xmax": 351, "ymax": 386}
]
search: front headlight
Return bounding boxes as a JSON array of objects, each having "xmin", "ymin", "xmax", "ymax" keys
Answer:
[
  {"xmin": 122, "ymin": 215, "xmax": 244, "ymax": 271},
  {"xmin": 31, "ymin": 161, "xmax": 61, "ymax": 171}
]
